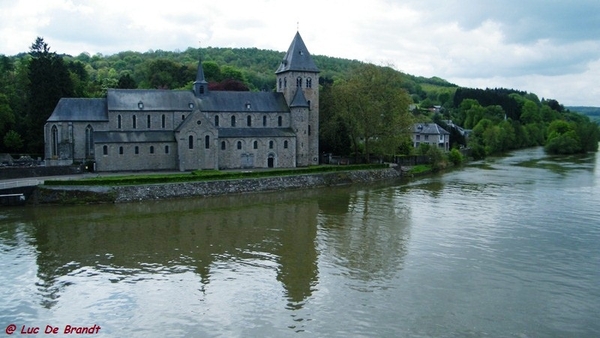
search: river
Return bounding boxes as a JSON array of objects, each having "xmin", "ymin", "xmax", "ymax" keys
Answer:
[{"xmin": 1, "ymin": 147, "xmax": 599, "ymax": 337}]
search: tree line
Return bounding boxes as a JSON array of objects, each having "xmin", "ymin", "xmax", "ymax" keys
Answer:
[
  {"xmin": 0, "ymin": 36, "xmax": 598, "ymax": 161},
  {"xmin": 0, "ymin": 37, "xmax": 437, "ymax": 155}
]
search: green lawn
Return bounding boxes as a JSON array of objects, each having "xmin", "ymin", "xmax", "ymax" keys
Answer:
[{"xmin": 43, "ymin": 164, "xmax": 389, "ymax": 186}]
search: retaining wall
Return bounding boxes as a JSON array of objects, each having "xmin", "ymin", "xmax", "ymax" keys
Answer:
[{"xmin": 33, "ymin": 168, "xmax": 402, "ymax": 205}]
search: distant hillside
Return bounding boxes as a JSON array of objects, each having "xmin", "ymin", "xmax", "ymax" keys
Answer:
[{"xmin": 567, "ymin": 107, "xmax": 600, "ymax": 123}]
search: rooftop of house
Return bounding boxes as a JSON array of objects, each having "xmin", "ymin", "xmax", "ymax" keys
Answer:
[{"xmin": 413, "ymin": 123, "xmax": 450, "ymax": 135}]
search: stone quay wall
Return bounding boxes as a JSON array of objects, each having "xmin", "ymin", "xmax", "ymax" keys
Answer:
[{"xmin": 33, "ymin": 168, "xmax": 402, "ymax": 205}]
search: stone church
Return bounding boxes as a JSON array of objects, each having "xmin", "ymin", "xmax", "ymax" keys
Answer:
[{"xmin": 44, "ymin": 32, "xmax": 319, "ymax": 172}]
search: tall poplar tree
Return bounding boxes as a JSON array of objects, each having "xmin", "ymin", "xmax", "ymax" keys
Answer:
[{"xmin": 26, "ymin": 37, "xmax": 74, "ymax": 153}]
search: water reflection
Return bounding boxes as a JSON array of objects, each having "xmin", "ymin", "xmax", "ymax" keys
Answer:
[
  {"xmin": 1, "ymin": 147, "xmax": 599, "ymax": 336},
  {"xmin": 317, "ymin": 187, "xmax": 411, "ymax": 286},
  {"xmin": 17, "ymin": 190, "xmax": 323, "ymax": 312}
]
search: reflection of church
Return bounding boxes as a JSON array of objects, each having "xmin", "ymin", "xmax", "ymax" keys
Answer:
[
  {"xmin": 30, "ymin": 191, "xmax": 320, "ymax": 311},
  {"xmin": 44, "ymin": 32, "xmax": 320, "ymax": 171}
]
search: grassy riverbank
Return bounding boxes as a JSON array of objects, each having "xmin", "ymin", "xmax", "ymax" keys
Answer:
[{"xmin": 43, "ymin": 164, "xmax": 389, "ymax": 186}]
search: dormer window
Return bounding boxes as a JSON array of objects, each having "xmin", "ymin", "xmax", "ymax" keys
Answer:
[
  {"xmin": 138, "ymin": 101, "xmax": 144, "ymax": 109},
  {"xmin": 245, "ymin": 102, "xmax": 251, "ymax": 110},
  {"xmin": 189, "ymin": 103, "xmax": 194, "ymax": 109}
]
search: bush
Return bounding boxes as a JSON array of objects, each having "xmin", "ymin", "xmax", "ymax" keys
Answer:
[{"xmin": 448, "ymin": 148, "xmax": 464, "ymax": 165}]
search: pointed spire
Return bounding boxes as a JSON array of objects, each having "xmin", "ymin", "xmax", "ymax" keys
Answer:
[
  {"xmin": 276, "ymin": 32, "xmax": 319, "ymax": 74},
  {"xmin": 193, "ymin": 53, "xmax": 208, "ymax": 96}
]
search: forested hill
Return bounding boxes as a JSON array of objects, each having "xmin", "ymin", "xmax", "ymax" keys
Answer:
[
  {"xmin": 5, "ymin": 45, "xmax": 457, "ymax": 99},
  {"xmin": 566, "ymin": 107, "xmax": 600, "ymax": 123}
]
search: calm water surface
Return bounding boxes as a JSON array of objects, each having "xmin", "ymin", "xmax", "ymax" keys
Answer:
[{"xmin": 1, "ymin": 147, "xmax": 599, "ymax": 337}]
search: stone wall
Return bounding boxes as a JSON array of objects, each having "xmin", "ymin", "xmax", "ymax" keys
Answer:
[{"xmin": 33, "ymin": 168, "xmax": 402, "ymax": 205}]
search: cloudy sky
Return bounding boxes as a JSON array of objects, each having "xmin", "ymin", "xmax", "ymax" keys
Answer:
[{"xmin": 1, "ymin": 0, "xmax": 599, "ymax": 106}]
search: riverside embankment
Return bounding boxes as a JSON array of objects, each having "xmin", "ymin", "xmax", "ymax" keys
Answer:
[{"xmin": 32, "ymin": 168, "xmax": 403, "ymax": 204}]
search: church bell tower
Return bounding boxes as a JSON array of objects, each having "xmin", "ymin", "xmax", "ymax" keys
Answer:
[{"xmin": 276, "ymin": 32, "xmax": 320, "ymax": 165}]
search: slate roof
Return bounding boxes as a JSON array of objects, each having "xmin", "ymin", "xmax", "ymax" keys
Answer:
[
  {"xmin": 290, "ymin": 88, "xmax": 309, "ymax": 108},
  {"xmin": 276, "ymin": 32, "xmax": 319, "ymax": 74},
  {"xmin": 94, "ymin": 131, "xmax": 175, "ymax": 143},
  {"xmin": 413, "ymin": 123, "xmax": 450, "ymax": 135},
  {"xmin": 47, "ymin": 98, "xmax": 108, "ymax": 122},
  {"xmin": 107, "ymin": 89, "xmax": 197, "ymax": 111},
  {"xmin": 218, "ymin": 128, "xmax": 296, "ymax": 138},
  {"xmin": 200, "ymin": 91, "xmax": 289, "ymax": 113}
]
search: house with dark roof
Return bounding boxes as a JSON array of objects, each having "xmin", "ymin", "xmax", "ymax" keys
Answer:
[
  {"xmin": 412, "ymin": 123, "xmax": 450, "ymax": 151},
  {"xmin": 44, "ymin": 32, "xmax": 320, "ymax": 171}
]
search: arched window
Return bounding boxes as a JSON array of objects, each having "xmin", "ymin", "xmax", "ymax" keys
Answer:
[
  {"xmin": 263, "ymin": 115, "xmax": 267, "ymax": 127},
  {"xmin": 205, "ymin": 135, "xmax": 210, "ymax": 149},
  {"xmin": 231, "ymin": 115, "xmax": 236, "ymax": 127},
  {"xmin": 296, "ymin": 77, "xmax": 302, "ymax": 87},
  {"xmin": 147, "ymin": 115, "xmax": 151, "ymax": 128},
  {"xmin": 85, "ymin": 125, "xmax": 94, "ymax": 158},
  {"xmin": 103, "ymin": 145, "xmax": 108, "ymax": 155},
  {"xmin": 308, "ymin": 100, "xmax": 311, "ymax": 111},
  {"xmin": 306, "ymin": 77, "xmax": 312, "ymax": 88},
  {"xmin": 308, "ymin": 125, "xmax": 311, "ymax": 136},
  {"xmin": 150, "ymin": 146, "xmax": 154, "ymax": 154},
  {"xmin": 284, "ymin": 140, "xmax": 288, "ymax": 149},
  {"xmin": 165, "ymin": 145, "xmax": 169, "ymax": 154},
  {"xmin": 278, "ymin": 78, "xmax": 282, "ymax": 90},
  {"xmin": 247, "ymin": 115, "xmax": 252, "ymax": 127},
  {"xmin": 132, "ymin": 115, "xmax": 137, "ymax": 129},
  {"xmin": 189, "ymin": 135, "xmax": 194, "ymax": 149},
  {"xmin": 118, "ymin": 115, "xmax": 122, "ymax": 129},
  {"xmin": 284, "ymin": 77, "xmax": 287, "ymax": 88},
  {"xmin": 278, "ymin": 116, "xmax": 282, "ymax": 127},
  {"xmin": 134, "ymin": 146, "xmax": 139, "ymax": 154},
  {"xmin": 161, "ymin": 114, "xmax": 166, "ymax": 128},
  {"xmin": 215, "ymin": 115, "xmax": 219, "ymax": 127},
  {"xmin": 119, "ymin": 146, "xmax": 124, "ymax": 155},
  {"xmin": 253, "ymin": 141, "xmax": 258, "ymax": 149},
  {"xmin": 237, "ymin": 141, "xmax": 242, "ymax": 150},
  {"xmin": 221, "ymin": 141, "xmax": 226, "ymax": 150},
  {"xmin": 182, "ymin": 114, "xmax": 186, "ymax": 121},
  {"xmin": 269, "ymin": 140, "xmax": 274, "ymax": 149},
  {"xmin": 51, "ymin": 125, "xmax": 58, "ymax": 157}
]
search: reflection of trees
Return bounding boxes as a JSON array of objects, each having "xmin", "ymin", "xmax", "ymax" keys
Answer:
[
  {"xmin": 26, "ymin": 189, "xmax": 320, "ymax": 309},
  {"xmin": 317, "ymin": 188, "xmax": 411, "ymax": 284},
  {"xmin": 274, "ymin": 201, "xmax": 319, "ymax": 309}
]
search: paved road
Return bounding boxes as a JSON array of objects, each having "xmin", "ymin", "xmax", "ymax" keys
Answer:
[{"xmin": 0, "ymin": 171, "xmax": 187, "ymax": 189}]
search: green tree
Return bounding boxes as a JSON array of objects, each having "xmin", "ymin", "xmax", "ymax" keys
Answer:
[
  {"xmin": 0, "ymin": 94, "xmax": 15, "ymax": 134},
  {"xmin": 426, "ymin": 144, "xmax": 446, "ymax": 170},
  {"xmin": 319, "ymin": 81, "xmax": 351, "ymax": 155},
  {"xmin": 3, "ymin": 130, "xmax": 23, "ymax": 151},
  {"xmin": 520, "ymin": 100, "xmax": 542, "ymax": 124},
  {"xmin": 545, "ymin": 120, "xmax": 581, "ymax": 154},
  {"xmin": 202, "ymin": 61, "xmax": 222, "ymax": 82},
  {"xmin": 117, "ymin": 73, "xmax": 137, "ymax": 89},
  {"xmin": 330, "ymin": 64, "xmax": 413, "ymax": 162},
  {"xmin": 26, "ymin": 37, "xmax": 74, "ymax": 153},
  {"xmin": 448, "ymin": 148, "xmax": 464, "ymax": 165},
  {"xmin": 574, "ymin": 120, "xmax": 600, "ymax": 152}
]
